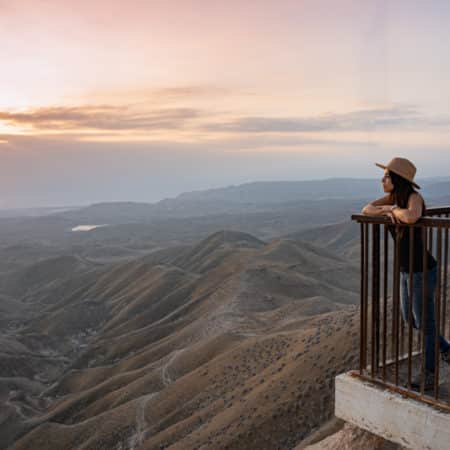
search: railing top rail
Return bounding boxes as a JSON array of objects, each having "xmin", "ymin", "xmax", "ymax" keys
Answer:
[
  {"xmin": 426, "ymin": 206, "xmax": 450, "ymax": 215},
  {"xmin": 351, "ymin": 214, "xmax": 450, "ymax": 228}
]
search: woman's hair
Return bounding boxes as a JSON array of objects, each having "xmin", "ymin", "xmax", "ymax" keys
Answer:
[
  {"xmin": 386, "ymin": 170, "xmax": 426, "ymax": 240},
  {"xmin": 388, "ymin": 170, "xmax": 426, "ymax": 213}
]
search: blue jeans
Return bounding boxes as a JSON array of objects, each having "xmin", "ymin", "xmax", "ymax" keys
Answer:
[{"xmin": 400, "ymin": 264, "xmax": 450, "ymax": 373}]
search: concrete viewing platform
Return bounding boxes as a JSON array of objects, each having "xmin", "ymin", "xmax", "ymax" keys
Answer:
[
  {"xmin": 346, "ymin": 209, "xmax": 450, "ymax": 449},
  {"xmin": 335, "ymin": 371, "xmax": 450, "ymax": 450}
]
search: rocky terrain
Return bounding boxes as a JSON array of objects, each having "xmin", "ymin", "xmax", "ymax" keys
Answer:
[{"xmin": 0, "ymin": 225, "xmax": 361, "ymax": 450}]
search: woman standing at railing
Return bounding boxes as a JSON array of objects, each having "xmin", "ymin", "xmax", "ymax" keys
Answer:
[{"xmin": 361, "ymin": 157, "xmax": 450, "ymax": 389}]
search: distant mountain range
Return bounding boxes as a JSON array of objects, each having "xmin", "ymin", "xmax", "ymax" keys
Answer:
[
  {"xmin": 52, "ymin": 177, "xmax": 450, "ymax": 223},
  {"xmin": 2, "ymin": 176, "xmax": 449, "ymax": 222},
  {"xmin": 175, "ymin": 177, "xmax": 450, "ymax": 202}
]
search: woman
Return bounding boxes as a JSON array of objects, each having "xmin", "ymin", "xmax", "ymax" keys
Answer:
[{"xmin": 362, "ymin": 157, "xmax": 450, "ymax": 390}]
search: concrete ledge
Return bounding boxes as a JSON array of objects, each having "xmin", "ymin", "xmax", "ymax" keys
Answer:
[{"xmin": 335, "ymin": 372, "xmax": 450, "ymax": 450}]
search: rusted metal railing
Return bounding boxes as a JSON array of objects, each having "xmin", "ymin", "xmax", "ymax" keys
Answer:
[{"xmin": 351, "ymin": 206, "xmax": 450, "ymax": 411}]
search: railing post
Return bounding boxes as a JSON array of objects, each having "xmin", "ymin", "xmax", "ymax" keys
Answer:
[
  {"xmin": 393, "ymin": 225, "xmax": 401, "ymax": 385},
  {"xmin": 407, "ymin": 225, "xmax": 415, "ymax": 390},
  {"xmin": 360, "ymin": 223, "xmax": 364, "ymax": 374},
  {"xmin": 382, "ymin": 224, "xmax": 389, "ymax": 382},
  {"xmin": 361, "ymin": 223, "xmax": 369, "ymax": 374},
  {"xmin": 434, "ymin": 227, "xmax": 442, "ymax": 399},
  {"xmin": 371, "ymin": 224, "xmax": 380, "ymax": 377},
  {"xmin": 443, "ymin": 215, "xmax": 449, "ymax": 339},
  {"xmin": 420, "ymin": 227, "xmax": 428, "ymax": 395}
]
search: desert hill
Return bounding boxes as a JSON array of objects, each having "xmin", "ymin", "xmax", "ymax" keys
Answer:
[
  {"xmin": 287, "ymin": 221, "xmax": 360, "ymax": 261},
  {"xmin": 2, "ymin": 255, "xmax": 97, "ymax": 299},
  {"xmin": 9, "ymin": 310, "xmax": 360, "ymax": 450},
  {"xmin": 1, "ymin": 229, "xmax": 360, "ymax": 449}
]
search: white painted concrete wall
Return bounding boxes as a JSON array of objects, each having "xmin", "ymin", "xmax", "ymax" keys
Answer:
[{"xmin": 335, "ymin": 372, "xmax": 450, "ymax": 450}]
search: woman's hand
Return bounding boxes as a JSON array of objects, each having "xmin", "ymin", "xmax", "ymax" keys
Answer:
[
  {"xmin": 378, "ymin": 204, "xmax": 400, "ymax": 223},
  {"xmin": 385, "ymin": 210, "xmax": 399, "ymax": 224},
  {"xmin": 380, "ymin": 204, "xmax": 398, "ymax": 213}
]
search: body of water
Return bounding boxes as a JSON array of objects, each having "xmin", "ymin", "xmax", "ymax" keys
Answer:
[{"xmin": 71, "ymin": 224, "xmax": 109, "ymax": 232}]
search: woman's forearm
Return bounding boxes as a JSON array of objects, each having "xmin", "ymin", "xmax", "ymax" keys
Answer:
[
  {"xmin": 392, "ymin": 207, "xmax": 418, "ymax": 224},
  {"xmin": 361, "ymin": 204, "xmax": 386, "ymax": 215},
  {"xmin": 362, "ymin": 205, "xmax": 419, "ymax": 224}
]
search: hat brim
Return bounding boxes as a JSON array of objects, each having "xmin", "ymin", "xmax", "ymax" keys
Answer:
[{"xmin": 375, "ymin": 162, "xmax": 420, "ymax": 189}]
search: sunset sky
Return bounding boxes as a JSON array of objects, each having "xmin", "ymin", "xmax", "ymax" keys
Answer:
[{"xmin": 2, "ymin": 0, "xmax": 450, "ymax": 208}]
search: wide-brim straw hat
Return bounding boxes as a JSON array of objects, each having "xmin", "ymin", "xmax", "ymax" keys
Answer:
[{"xmin": 375, "ymin": 157, "xmax": 420, "ymax": 189}]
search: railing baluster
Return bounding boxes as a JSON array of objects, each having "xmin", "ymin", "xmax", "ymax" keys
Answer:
[
  {"xmin": 443, "ymin": 214, "xmax": 449, "ymax": 339},
  {"xmin": 360, "ymin": 223, "xmax": 365, "ymax": 374},
  {"xmin": 407, "ymin": 225, "xmax": 414, "ymax": 390},
  {"xmin": 372, "ymin": 224, "xmax": 380, "ymax": 377},
  {"xmin": 421, "ymin": 227, "xmax": 428, "ymax": 396},
  {"xmin": 394, "ymin": 225, "xmax": 401, "ymax": 385},
  {"xmin": 429, "ymin": 227, "xmax": 434, "ymax": 259},
  {"xmin": 401, "ymin": 296, "xmax": 405, "ymax": 358},
  {"xmin": 391, "ymin": 225, "xmax": 397, "ymax": 365},
  {"xmin": 434, "ymin": 228, "xmax": 442, "ymax": 399},
  {"xmin": 363, "ymin": 223, "xmax": 369, "ymax": 373},
  {"xmin": 382, "ymin": 224, "xmax": 389, "ymax": 382}
]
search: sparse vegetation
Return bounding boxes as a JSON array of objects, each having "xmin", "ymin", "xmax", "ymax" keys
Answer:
[{"xmin": 0, "ymin": 212, "xmax": 392, "ymax": 450}]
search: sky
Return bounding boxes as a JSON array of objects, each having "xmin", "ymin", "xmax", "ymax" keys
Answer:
[{"xmin": 1, "ymin": 0, "xmax": 450, "ymax": 208}]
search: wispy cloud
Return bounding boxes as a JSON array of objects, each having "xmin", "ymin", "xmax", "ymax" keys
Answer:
[
  {"xmin": 2, "ymin": 103, "xmax": 450, "ymax": 140},
  {"xmin": 86, "ymin": 85, "xmax": 237, "ymax": 107},
  {"xmin": 0, "ymin": 105, "xmax": 204, "ymax": 132},
  {"xmin": 202, "ymin": 105, "xmax": 450, "ymax": 133},
  {"xmin": 149, "ymin": 85, "xmax": 233, "ymax": 100},
  {"xmin": 0, "ymin": 132, "xmax": 378, "ymax": 151}
]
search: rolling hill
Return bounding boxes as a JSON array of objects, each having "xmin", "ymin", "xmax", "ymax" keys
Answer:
[{"xmin": 1, "ymin": 229, "xmax": 360, "ymax": 450}]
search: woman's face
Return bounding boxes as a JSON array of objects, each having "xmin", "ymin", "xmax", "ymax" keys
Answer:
[{"xmin": 382, "ymin": 169, "xmax": 394, "ymax": 193}]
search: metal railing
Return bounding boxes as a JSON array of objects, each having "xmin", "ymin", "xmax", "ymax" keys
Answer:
[{"xmin": 351, "ymin": 206, "xmax": 450, "ymax": 411}]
